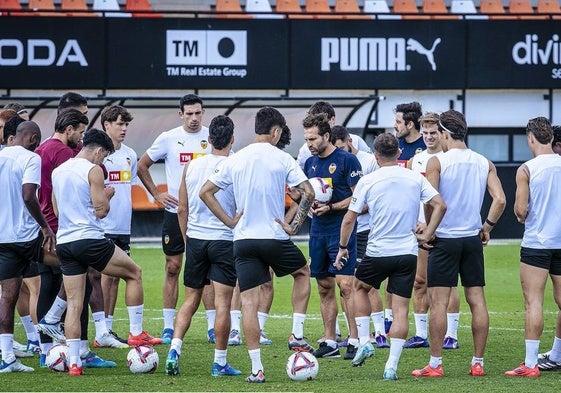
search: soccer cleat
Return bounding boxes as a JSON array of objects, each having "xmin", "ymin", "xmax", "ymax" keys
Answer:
[
  {"xmin": 313, "ymin": 342, "xmax": 341, "ymax": 359},
  {"xmin": 128, "ymin": 331, "xmax": 163, "ymax": 346},
  {"xmin": 288, "ymin": 334, "xmax": 314, "ymax": 353},
  {"xmin": 109, "ymin": 330, "xmax": 128, "ymax": 344},
  {"xmin": 344, "ymin": 343, "xmax": 357, "ymax": 360},
  {"xmin": 505, "ymin": 363, "xmax": 540, "ymax": 377},
  {"xmin": 0, "ymin": 359, "xmax": 34, "ymax": 373},
  {"xmin": 351, "ymin": 342, "xmax": 374, "ymax": 367},
  {"xmin": 165, "ymin": 349, "xmax": 180, "ymax": 376},
  {"xmin": 68, "ymin": 363, "xmax": 84, "ymax": 376},
  {"xmin": 228, "ymin": 329, "xmax": 242, "ymax": 346},
  {"xmin": 442, "ymin": 336, "xmax": 459, "ymax": 349},
  {"xmin": 37, "ymin": 318, "xmax": 66, "ymax": 342},
  {"xmin": 375, "ymin": 335, "xmax": 390, "ymax": 349},
  {"xmin": 26, "ymin": 340, "xmax": 40, "ymax": 354},
  {"xmin": 94, "ymin": 332, "xmax": 129, "ymax": 349},
  {"xmin": 383, "ymin": 368, "xmax": 398, "ymax": 380},
  {"xmin": 13, "ymin": 340, "xmax": 27, "ymax": 351},
  {"xmin": 81, "ymin": 351, "xmax": 116, "ymax": 368},
  {"xmin": 412, "ymin": 364, "xmax": 444, "ymax": 378},
  {"xmin": 384, "ymin": 318, "xmax": 392, "ymax": 335},
  {"xmin": 207, "ymin": 328, "xmax": 216, "ymax": 344},
  {"xmin": 211, "ymin": 362, "xmax": 242, "ymax": 376},
  {"xmin": 404, "ymin": 335, "xmax": 430, "ymax": 349},
  {"xmin": 317, "ymin": 336, "xmax": 326, "ymax": 344},
  {"xmin": 14, "ymin": 348, "xmax": 33, "ymax": 358},
  {"xmin": 338, "ymin": 335, "xmax": 349, "ymax": 348},
  {"xmin": 245, "ymin": 369, "xmax": 265, "ymax": 383},
  {"xmin": 161, "ymin": 328, "xmax": 174, "ymax": 345},
  {"xmin": 336, "ymin": 333, "xmax": 342, "ymax": 343},
  {"xmin": 259, "ymin": 331, "xmax": 272, "ymax": 345},
  {"xmin": 469, "ymin": 362, "xmax": 485, "ymax": 376},
  {"xmin": 537, "ymin": 352, "xmax": 561, "ymax": 371},
  {"xmin": 39, "ymin": 354, "xmax": 47, "ymax": 368}
]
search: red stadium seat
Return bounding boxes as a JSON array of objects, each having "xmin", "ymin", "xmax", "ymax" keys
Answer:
[
  {"xmin": 479, "ymin": 0, "xmax": 517, "ymax": 19},
  {"xmin": 276, "ymin": 0, "xmax": 303, "ymax": 18},
  {"xmin": 0, "ymin": 0, "xmax": 25, "ymax": 16},
  {"xmin": 509, "ymin": 0, "xmax": 548, "ymax": 19},
  {"xmin": 61, "ymin": 0, "xmax": 96, "ymax": 17},
  {"xmin": 536, "ymin": 0, "xmax": 561, "ymax": 18},
  {"xmin": 422, "ymin": 0, "xmax": 460, "ymax": 19},
  {"xmin": 125, "ymin": 0, "xmax": 162, "ymax": 17},
  {"xmin": 215, "ymin": 0, "xmax": 250, "ymax": 19},
  {"xmin": 334, "ymin": 0, "xmax": 371, "ymax": 19}
]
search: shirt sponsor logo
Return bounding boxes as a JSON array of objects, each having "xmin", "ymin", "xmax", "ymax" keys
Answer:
[
  {"xmin": 179, "ymin": 152, "xmax": 206, "ymax": 164},
  {"xmin": 108, "ymin": 170, "xmax": 131, "ymax": 183}
]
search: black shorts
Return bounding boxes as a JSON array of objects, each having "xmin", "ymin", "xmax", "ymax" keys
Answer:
[
  {"xmin": 521, "ymin": 247, "xmax": 561, "ymax": 275},
  {"xmin": 427, "ymin": 236, "xmax": 485, "ymax": 288},
  {"xmin": 0, "ymin": 235, "xmax": 42, "ymax": 280},
  {"xmin": 356, "ymin": 254, "xmax": 417, "ymax": 298},
  {"xmin": 356, "ymin": 230, "xmax": 369, "ymax": 263},
  {"xmin": 23, "ymin": 261, "xmax": 40, "ymax": 278},
  {"xmin": 162, "ymin": 211, "xmax": 185, "ymax": 256},
  {"xmin": 233, "ymin": 239, "xmax": 307, "ymax": 292},
  {"xmin": 184, "ymin": 238, "xmax": 236, "ymax": 288},
  {"xmin": 106, "ymin": 234, "xmax": 131, "ymax": 256},
  {"xmin": 56, "ymin": 238, "xmax": 115, "ymax": 276}
]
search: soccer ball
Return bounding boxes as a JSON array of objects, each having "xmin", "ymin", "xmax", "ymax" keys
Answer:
[
  {"xmin": 127, "ymin": 345, "xmax": 159, "ymax": 374},
  {"xmin": 286, "ymin": 352, "xmax": 319, "ymax": 381},
  {"xmin": 46, "ymin": 344, "xmax": 69, "ymax": 372},
  {"xmin": 308, "ymin": 177, "xmax": 333, "ymax": 204}
]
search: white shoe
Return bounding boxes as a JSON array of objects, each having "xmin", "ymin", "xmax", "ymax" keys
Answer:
[
  {"xmin": 13, "ymin": 341, "xmax": 27, "ymax": 351},
  {"xmin": 94, "ymin": 332, "xmax": 129, "ymax": 349},
  {"xmin": 227, "ymin": 329, "xmax": 242, "ymax": 346},
  {"xmin": 0, "ymin": 359, "xmax": 34, "ymax": 373},
  {"xmin": 14, "ymin": 348, "xmax": 33, "ymax": 358}
]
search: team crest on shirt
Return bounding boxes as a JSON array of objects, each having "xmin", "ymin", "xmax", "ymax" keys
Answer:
[
  {"xmin": 126, "ymin": 157, "xmax": 131, "ymax": 167},
  {"xmin": 201, "ymin": 140, "xmax": 208, "ymax": 149},
  {"xmin": 328, "ymin": 163, "xmax": 337, "ymax": 174},
  {"xmin": 164, "ymin": 235, "xmax": 170, "ymax": 245},
  {"xmin": 415, "ymin": 148, "xmax": 424, "ymax": 155}
]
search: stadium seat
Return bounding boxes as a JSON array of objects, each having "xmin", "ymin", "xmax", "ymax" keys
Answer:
[
  {"xmin": 275, "ymin": 0, "xmax": 303, "ymax": 18},
  {"xmin": 363, "ymin": 0, "xmax": 401, "ymax": 19},
  {"xmin": 393, "ymin": 0, "xmax": 426, "ymax": 19},
  {"xmin": 536, "ymin": 0, "xmax": 561, "ymax": 18},
  {"xmin": 132, "ymin": 185, "xmax": 160, "ymax": 210},
  {"xmin": 125, "ymin": 0, "xmax": 162, "ymax": 17},
  {"xmin": 422, "ymin": 0, "xmax": 460, "ymax": 19},
  {"xmin": 0, "ymin": 0, "xmax": 24, "ymax": 16},
  {"xmin": 451, "ymin": 0, "xmax": 487, "ymax": 18},
  {"xmin": 304, "ymin": 0, "xmax": 339, "ymax": 19},
  {"xmin": 334, "ymin": 0, "xmax": 370, "ymax": 19},
  {"xmin": 479, "ymin": 0, "xmax": 517, "ymax": 19},
  {"xmin": 245, "ymin": 0, "xmax": 282, "ymax": 18},
  {"xmin": 61, "ymin": 0, "xmax": 96, "ymax": 16},
  {"xmin": 93, "ymin": 0, "xmax": 130, "ymax": 17},
  {"xmin": 27, "ymin": 0, "xmax": 63, "ymax": 16},
  {"xmin": 215, "ymin": 0, "xmax": 250, "ymax": 18},
  {"xmin": 509, "ymin": 0, "xmax": 548, "ymax": 18}
]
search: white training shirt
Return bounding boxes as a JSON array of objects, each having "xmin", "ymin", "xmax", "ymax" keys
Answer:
[
  {"xmin": 436, "ymin": 148, "xmax": 489, "ymax": 238},
  {"xmin": 186, "ymin": 154, "xmax": 235, "ymax": 241},
  {"xmin": 146, "ymin": 126, "xmax": 210, "ymax": 213},
  {"xmin": 297, "ymin": 133, "xmax": 371, "ymax": 170},
  {"xmin": 209, "ymin": 142, "xmax": 308, "ymax": 241},
  {"xmin": 411, "ymin": 149, "xmax": 444, "ymax": 223},
  {"xmin": 521, "ymin": 153, "xmax": 561, "ymax": 249},
  {"xmin": 355, "ymin": 150, "xmax": 379, "ymax": 233},
  {"xmin": 0, "ymin": 145, "xmax": 41, "ymax": 242},
  {"xmin": 52, "ymin": 157, "xmax": 105, "ymax": 244},
  {"xmin": 102, "ymin": 144, "xmax": 138, "ymax": 235},
  {"xmin": 349, "ymin": 165, "xmax": 438, "ymax": 257}
]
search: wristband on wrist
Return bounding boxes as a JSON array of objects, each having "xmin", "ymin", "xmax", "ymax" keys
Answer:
[
  {"xmin": 338, "ymin": 243, "xmax": 347, "ymax": 249},
  {"xmin": 485, "ymin": 218, "xmax": 496, "ymax": 227}
]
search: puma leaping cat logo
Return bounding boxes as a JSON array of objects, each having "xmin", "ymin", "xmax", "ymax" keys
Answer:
[{"xmin": 406, "ymin": 38, "xmax": 442, "ymax": 71}]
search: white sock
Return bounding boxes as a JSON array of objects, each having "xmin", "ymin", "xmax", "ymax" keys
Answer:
[
  {"xmin": 214, "ymin": 349, "xmax": 227, "ymax": 367},
  {"xmin": 127, "ymin": 304, "xmax": 144, "ymax": 335},
  {"xmin": 163, "ymin": 308, "xmax": 175, "ymax": 330},
  {"xmin": 385, "ymin": 308, "xmax": 393, "ymax": 322},
  {"xmin": 230, "ymin": 310, "xmax": 242, "ymax": 332},
  {"xmin": 206, "ymin": 310, "xmax": 216, "ymax": 331},
  {"xmin": 67, "ymin": 338, "xmax": 81, "ymax": 367},
  {"xmin": 106, "ymin": 315, "xmax": 114, "ymax": 331},
  {"xmin": 170, "ymin": 338, "xmax": 182, "ymax": 355},
  {"xmin": 355, "ymin": 316, "xmax": 371, "ymax": 345},
  {"xmin": 445, "ymin": 313, "xmax": 459, "ymax": 339},
  {"xmin": 385, "ymin": 338, "xmax": 405, "ymax": 370},
  {"xmin": 92, "ymin": 311, "xmax": 109, "ymax": 338},
  {"xmin": 525, "ymin": 339, "xmax": 540, "ymax": 368},
  {"xmin": 414, "ymin": 313, "xmax": 428, "ymax": 339},
  {"xmin": 20, "ymin": 315, "xmax": 39, "ymax": 342},
  {"xmin": 79, "ymin": 340, "xmax": 88, "ymax": 357},
  {"xmin": 342, "ymin": 312, "xmax": 350, "ymax": 335},
  {"xmin": 292, "ymin": 313, "xmax": 306, "ymax": 338},
  {"xmin": 257, "ymin": 312, "xmax": 268, "ymax": 332},
  {"xmin": 0, "ymin": 333, "xmax": 15, "ymax": 364},
  {"xmin": 40, "ymin": 342, "xmax": 52, "ymax": 356},
  {"xmin": 45, "ymin": 296, "xmax": 67, "ymax": 323},
  {"xmin": 348, "ymin": 338, "xmax": 359, "ymax": 347},
  {"xmin": 429, "ymin": 355, "xmax": 442, "ymax": 369},
  {"xmin": 248, "ymin": 348, "xmax": 263, "ymax": 374},
  {"xmin": 472, "ymin": 356, "xmax": 484, "ymax": 366},
  {"xmin": 550, "ymin": 336, "xmax": 561, "ymax": 362},
  {"xmin": 370, "ymin": 311, "xmax": 385, "ymax": 337}
]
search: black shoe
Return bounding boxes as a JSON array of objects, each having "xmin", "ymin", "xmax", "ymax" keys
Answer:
[
  {"xmin": 313, "ymin": 342, "xmax": 341, "ymax": 358},
  {"xmin": 109, "ymin": 330, "xmax": 128, "ymax": 344},
  {"xmin": 344, "ymin": 344, "xmax": 357, "ymax": 360}
]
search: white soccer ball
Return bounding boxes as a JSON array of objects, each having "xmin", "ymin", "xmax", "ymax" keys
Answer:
[
  {"xmin": 308, "ymin": 177, "xmax": 333, "ymax": 204},
  {"xmin": 127, "ymin": 345, "xmax": 159, "ymax": 374},
  {"xmin": 286, "ymin": 351, "xmax": 319, "ymax": 381},
  {"xmin": 46, "ymin": 344, "xmax": 69, "ymax": 372}
]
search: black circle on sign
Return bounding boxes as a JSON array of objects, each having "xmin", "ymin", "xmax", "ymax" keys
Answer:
[{"xmin": 218, "ymin": 38, "xmax": 235, "ymax": 58}]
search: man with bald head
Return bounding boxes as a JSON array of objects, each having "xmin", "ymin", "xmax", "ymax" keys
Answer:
[{"xmin": 0, "ymin": 121, "xmax": 56, "ymax": 373}]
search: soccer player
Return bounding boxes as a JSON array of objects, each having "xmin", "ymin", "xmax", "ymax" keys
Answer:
[
  {"xmin": 0, "ymin": 121, "xmax": 56, "ymax": 373},
  {"xmin": 200, "ymin": 106, "xmax": 314, "ymax": 383},
  {"xmin": 303, "ymin": 114, "xmax": 362, "ymax": 359},
  {"xmin": 336, "ymin": 133, "xmax": 445, "ymax": 380},
  {"xmin": 505, "ymin": 118, "xmax": 561, "ymax": 377},
  {"xmin": 405, "ymin": 113, "xmax": 461, "ymax": 350},
  {"xmin": 95, "ymin": 105, "xmax": 137, "ymax": 348},
  {"xmin": 166, "ymin": 115, "xmax": 241, "ymax": 377},
  {"xmin": 138, "ymin": 94, "xmax": 216, "ymax": 344},
  {"xmin": 394, "ymin": 101, "xmax": 426, "ymax": 166},
  {"xmin": 412, "ymin": 109, "xmax": 506, "ymax": 378},
  {"xmin": 52, "ymin": 129, "xmax": 161, "ymax": 376}
]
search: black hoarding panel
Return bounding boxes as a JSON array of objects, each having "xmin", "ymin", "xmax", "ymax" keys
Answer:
[
  {"xmin": 468, "ymin": 21, "xmax": 561, "ymax": 89},
  {"xmin": 106, "ymin": 18, "xmax": 288, "ymax": 89},
  {"xmin": 0, "ymin": 17, "xmax": 105, "ymax": 89},
  {"xmin": 290, "ymin": 20, "xmax": 466, "ymax": 89}
]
